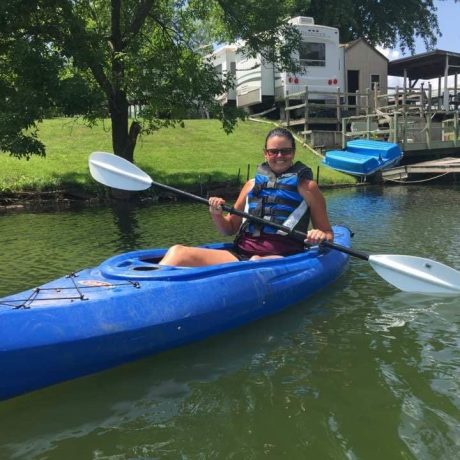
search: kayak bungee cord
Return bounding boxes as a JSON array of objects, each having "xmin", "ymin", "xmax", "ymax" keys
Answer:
[{"xmin": 0, "ymin": 275, "xmax": 141, "ymax": 309}]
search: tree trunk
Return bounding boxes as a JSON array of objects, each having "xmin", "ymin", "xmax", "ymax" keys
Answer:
[
  {"xmin": 109, "ymin": 90, "xmax": 142, "ymax": 164},
  {"xmin": 109, "ymin": 91, "xmax": 131, "ymax": 200},
  {"xmin": 110, "ymin": 90, "xmax": 131, "ymax": 161}
]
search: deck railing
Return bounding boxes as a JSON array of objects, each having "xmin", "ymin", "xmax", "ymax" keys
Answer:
[
  {"xmin": 276, "ymin": 84, "xmax": 460, "ymax": 152},
  {"xmin": 442, "ymin": 114, "xmax": 460, "ymax": 146},
  {"xmin": 340, "ymin": 111, "xmax": 460, "ymax": 150},
  {"xmin": 282, "ymin": 86, "xmax": 373, "ymax": 138},
  {"xmin": 375, "ymin": 83, "xmax": 460, "ymax": 114}
]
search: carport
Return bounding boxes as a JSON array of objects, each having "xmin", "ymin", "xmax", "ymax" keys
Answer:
[{"xmin": 388, "ymin": 49, "xmax": 460, "ymax": 109}]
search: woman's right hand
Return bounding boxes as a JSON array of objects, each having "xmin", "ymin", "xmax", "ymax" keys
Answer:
[{"xmin": 209, "ymin": 196, "xmax": 226, "ymax": 215}]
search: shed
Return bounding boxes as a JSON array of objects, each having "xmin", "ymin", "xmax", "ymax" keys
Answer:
[{"xmin": 341, "ymin": 38, "xmax": 388, "ymax": 103}]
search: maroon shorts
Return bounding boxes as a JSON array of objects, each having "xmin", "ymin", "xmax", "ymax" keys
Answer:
[{"xmin": 234, "ymin": 233, "xmax": 305, "ymax": 259}]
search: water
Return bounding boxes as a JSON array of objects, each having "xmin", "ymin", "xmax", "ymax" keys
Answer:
[{"xmin": 0, "ymin": 185, "xmax": 459, "ymax": 459}]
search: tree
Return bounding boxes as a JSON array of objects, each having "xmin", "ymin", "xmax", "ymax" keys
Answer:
[
  {"xmin": 292, "ymin": 0, "xmax": 441, "ymax": 52},
  {"xmin": 0, "ymin": 0, "xmax": 300, "ymax": 161},
  {"xmin": 0, "ymin": 0, "xmax": 447, "ymax": 161}
]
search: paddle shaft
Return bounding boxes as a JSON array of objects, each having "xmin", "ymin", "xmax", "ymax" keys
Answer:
[{"xmin": 150, "ymin": 180, "xmax": 370, "ymax": 261}]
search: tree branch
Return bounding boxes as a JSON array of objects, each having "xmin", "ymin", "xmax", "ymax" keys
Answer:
[{"xmin": 123, "ymin": 0, "xmax": 156, "ymax": 47}]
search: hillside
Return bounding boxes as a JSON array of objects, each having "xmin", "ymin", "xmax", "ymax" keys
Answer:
[{"xmin": 0, "ymin": 118, "xmax": 355, "ymax": 202}]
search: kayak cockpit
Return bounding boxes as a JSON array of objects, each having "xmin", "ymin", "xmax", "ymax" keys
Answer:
[{"xmin": 97, "ymin": 242, "xmax": 321, "ymax": 281}]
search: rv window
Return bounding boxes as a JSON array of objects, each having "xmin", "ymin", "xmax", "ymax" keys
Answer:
[
  {"xmin": 299, "ymin": 42, "xmax": 325, "ymax": 67},
  {"xmin": 230, "ymin": 62, "xmax": 236, "ymax": 75},
  {"xmin": 215, "ymin": 64, "xmax": 223, "ymax": 76}
]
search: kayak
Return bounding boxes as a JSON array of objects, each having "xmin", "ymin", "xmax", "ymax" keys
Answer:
[{"xmin": 0, "ymin": 225, "xmax": 351, "ymax": 401}]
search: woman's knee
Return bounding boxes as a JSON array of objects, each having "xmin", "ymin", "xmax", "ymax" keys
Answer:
[
  {"xmin": 160, "ymin": 244, "xmax": 190, "ymax": 265},
  {"xmin": 168, "ymin": 244, "xmax": 187, "ymax": 255}
]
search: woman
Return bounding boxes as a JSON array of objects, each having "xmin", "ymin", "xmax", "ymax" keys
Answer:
[{"xmin": 159, "ymin": 127, "xmax": 333, "ymax": 267}]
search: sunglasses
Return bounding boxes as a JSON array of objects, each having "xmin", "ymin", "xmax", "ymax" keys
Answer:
[{"xmin": 265, "ymin": 148, "xmax": 295, "ymax": 157}]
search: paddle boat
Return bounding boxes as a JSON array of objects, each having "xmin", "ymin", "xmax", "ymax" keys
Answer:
[
  {"xmin": 0, "ymin": 225, "xmax": 351, "ymax": 400},
  {"xmin": 323, "ymin": 139, "xmax": 403, "ymax": 176}
]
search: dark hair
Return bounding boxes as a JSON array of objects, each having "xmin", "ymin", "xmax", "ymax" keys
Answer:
[{"xmin": 264, "ymin": 127, "xmax": 296, "ymax": 150}]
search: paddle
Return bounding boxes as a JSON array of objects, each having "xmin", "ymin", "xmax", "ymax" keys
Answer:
[{"xmin": 88, "ymin": 152, "xmax": 460, "ymax": 295}]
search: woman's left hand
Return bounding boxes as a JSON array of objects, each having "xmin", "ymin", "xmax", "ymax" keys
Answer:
[{"xmin": 305, "ymin": 229, "xmax": 331, "ymax": 244}]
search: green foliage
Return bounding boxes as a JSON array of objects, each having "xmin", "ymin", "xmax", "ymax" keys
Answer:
[
  {"xmin": 292, "ymin": 0, "xmax": 441, "ymax": 52},
  {"xmin": 56, "ymin": 72, "xmax": 107, "ymax": 120},
  {"xmin": 0, "ymin": 0, "xmax": 446, "ymax": 160},
  {"xmin": 0, "ymin": 32, "xmax": 62, "ymax": 157},
  {"xmin": 0, "ymin": 0, "xmax": 306, "ymax": 160}
]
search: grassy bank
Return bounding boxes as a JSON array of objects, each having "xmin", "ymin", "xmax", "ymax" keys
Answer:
[{"xmin": 0, "ymin": 118, "xmax": 355, "ymax": 199}]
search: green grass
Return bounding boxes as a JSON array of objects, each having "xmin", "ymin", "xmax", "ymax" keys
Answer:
[{"xmin": 0, "ymin": 118, "xmax": 355, "ymax": 195}]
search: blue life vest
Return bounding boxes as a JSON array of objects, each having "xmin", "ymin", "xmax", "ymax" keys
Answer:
[{"xmin": 241, "ymin": 161, "xmax": 313, "ymax": 236}]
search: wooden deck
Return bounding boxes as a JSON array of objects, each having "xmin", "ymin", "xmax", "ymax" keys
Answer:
[{"xmin": 382, "ymin": 157, "xmax": 460, "ymax": 181}]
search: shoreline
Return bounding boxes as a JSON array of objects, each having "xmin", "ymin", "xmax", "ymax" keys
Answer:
[{"xmin": 0, "ymin": 181, "xmax": 363, "ymax": 213}]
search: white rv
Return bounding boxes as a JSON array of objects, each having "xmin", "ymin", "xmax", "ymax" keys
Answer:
[
  {"xmin": 235, "ymin": 17, "xmax": 344, "ymax": 110},
  {"xmin": 208, "ymin": 44, "xmax": 237, "ymax": 105},
  {"xmin": 234, "ymin": 51, "xmax": 276, "ymax": 109}
]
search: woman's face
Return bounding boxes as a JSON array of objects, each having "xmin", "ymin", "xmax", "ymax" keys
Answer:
[{"xmin": 264, "ymin": 135, "xmax": 295, "ymax": 174}]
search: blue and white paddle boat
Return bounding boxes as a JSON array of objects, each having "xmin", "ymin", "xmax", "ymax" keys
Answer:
[{"xmin": 323, "ymin": 139, "xmax": 403, "ymax": 176}]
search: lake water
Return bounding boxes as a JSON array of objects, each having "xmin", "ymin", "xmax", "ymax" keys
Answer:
[{"xmin": 0, "ymin": 185, "xmax": 459, "ymax": 459}]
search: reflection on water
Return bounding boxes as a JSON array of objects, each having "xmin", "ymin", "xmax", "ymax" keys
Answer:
[
  {"xmin": 110, "ymin": 200, "xmax": 142, "ymax": 251},
  {"xmin": 0, "ymin": 185, "xmax": 459, "ymax": 459}
]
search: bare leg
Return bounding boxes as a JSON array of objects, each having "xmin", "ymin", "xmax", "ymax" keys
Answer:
[{"xmin": 159, "ymin": 244, "xmax": 239, "ymax": 267}]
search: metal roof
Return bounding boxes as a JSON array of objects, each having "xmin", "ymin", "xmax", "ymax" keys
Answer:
[{"xmin": 388, "ymin": 50, "xmax": 460, "ymax": 80}]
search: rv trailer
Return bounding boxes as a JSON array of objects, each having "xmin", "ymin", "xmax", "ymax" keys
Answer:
[
  {"xmin": 235, "ymin": 51, "xmax": 276, "ymax": 110},
  {"xmin": 235, "ymin": 17, "xmax": 344, "ymax": 113},
  {"xmin": 208, "ymin": 44, "xmax": 237, "ymax": 105}
]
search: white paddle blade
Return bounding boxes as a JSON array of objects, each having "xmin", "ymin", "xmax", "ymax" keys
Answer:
[
  {"xmin": 369, "ymin": 254, "xmax": 460, "ymax": 294},
  {"xmin": 89, "ymin": 152, "xmax": 152, "ymax": 191}
]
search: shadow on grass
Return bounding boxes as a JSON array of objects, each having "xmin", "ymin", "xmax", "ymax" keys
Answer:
[{"xmin": 46, "ymin": 168, "xmax": 244, "ymax": 201}]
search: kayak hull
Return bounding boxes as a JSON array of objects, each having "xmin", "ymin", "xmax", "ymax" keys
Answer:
[{"xmin": 0, "ymin": 226, "xmax": 351, "ymax": 400}]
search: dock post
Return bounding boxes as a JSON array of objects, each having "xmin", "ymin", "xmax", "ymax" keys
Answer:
[
  {"xmin": 366, "ymin": 88, "xmax": 371, "ymax": 115},
  {"xmin": 455, "ymin": 73, "xmax": 458, "ymax": 110},
  {"xmin": 373, "ymin": 85, "xmax": 378, "ymax": 111},
  {"xmin": 286, "ymin": 91, "xmax": 290, "ymax": 127},
  {"xmin": 454, "ymin": 112, "xmax": 459, "ymax": 147},
  {"xmin": 402, "ymin": 112, "xmax": 407, "ymax": 149},
  {"xmin": 420, "ymin": 82, "xmax": 425, "ymax": 117},
  {"xmin": 336, "ymin": 88, "xmax": 341, "ymax": 131},
  {"xmin": 393, "ymin": 112, "xmax": 399, "ymax": 143},
  {"xmin": 426, "ymin": 113, "xmax": 432, "ymax": 149},
  {"xmin": 304, "ymin": 86, "xmax": 309, "ymax": 137},
  {"xmin": 443, "ymin": 54, "xmax": 449, "ymax": 110},
  {"xmin": 437, "ymin": 76, "xmax": 442, "ymax": 110},
  {"xmin": 427, "ymin": 83, "xmax": 433, "ymax": 149}
]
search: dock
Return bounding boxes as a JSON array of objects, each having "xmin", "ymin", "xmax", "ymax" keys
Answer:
[{"xmin": 382, "ymin": 157, "xmax": 460, "ymax": 181}]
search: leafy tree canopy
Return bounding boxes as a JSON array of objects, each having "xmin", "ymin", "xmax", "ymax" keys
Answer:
[
  {"xmin": 0, "ymin": 0, "xmax": 449, "ymax": 160},
  {"xmin": 0, "ymin": 0, "xmax": 301, "ymax": 160},
  {"xmin": 293, "ymin": 0, "xmax": 442, "ymax": 52}
]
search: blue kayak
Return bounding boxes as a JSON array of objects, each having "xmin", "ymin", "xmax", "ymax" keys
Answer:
[{"xmin": 0, "ymin": 225, "xmax": 351, "ymax": 400}]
